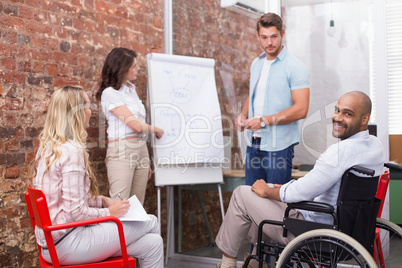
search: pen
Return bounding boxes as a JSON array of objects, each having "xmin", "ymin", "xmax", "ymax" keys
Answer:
[{"xmin": 118, "ymin": 193, "xmax": 124, "ymax": 200}]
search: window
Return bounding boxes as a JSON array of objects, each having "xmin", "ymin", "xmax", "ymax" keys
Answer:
[{"xmin": 385, "ymin": 0, "xmax": 402, "ymax": 134}]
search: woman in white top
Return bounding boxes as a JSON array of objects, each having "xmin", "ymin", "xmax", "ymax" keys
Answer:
[
  {"xmin": 96, "ymin": 47, "xmax": 164, "ymax": 204},
  {"xmin": 33, "ymin": 86, "xmax": 163, "ymax": 267}
]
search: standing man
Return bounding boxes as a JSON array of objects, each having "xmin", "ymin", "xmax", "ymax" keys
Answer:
[{"xmin": 236, "ymin": 13, "xmax": 310, "ymax": 186}]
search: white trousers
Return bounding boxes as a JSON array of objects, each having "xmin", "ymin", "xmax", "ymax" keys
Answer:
[{"xmin": 42, "ymin": 215, "xmax": 163, "ymax": 268}]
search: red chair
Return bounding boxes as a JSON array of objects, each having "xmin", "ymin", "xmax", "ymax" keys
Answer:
[
  {"xmin": 25, "ymin": 186, "xmax": 136, "ymax": 268},
  {"xmin": 373, "ymin": 171, "xmax": 390, "ymax": 268}
]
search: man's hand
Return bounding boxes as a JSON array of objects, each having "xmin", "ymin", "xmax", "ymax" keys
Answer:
[
  {"xmin": 235, "ymin": 114, "xmax": 247, "ymax": 131},
  {"xmin": 244, "ymin": 117, "xmax": 262, "ymax": 131},
  {"xmin": 251, "ymin": 179, "xmax": 269, "ymax": 198},
  {"xmin": 251, "ymin": 179, "xmax": 282, "ymax": 201}
]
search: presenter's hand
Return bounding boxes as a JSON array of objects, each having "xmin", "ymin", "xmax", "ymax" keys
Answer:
[
  {"xmin": 244, "ymin": 117, "xmax": 261, "ymax": 131},
  {"xmin": 154, "ymin": 127, "xmax": 164, "ymax": 139},
  {"xmin": 235, "ymin": 114, "xmax": 247, "ymax": 131},
  {"xmin": 148, "ymin": 167, "xmax": 152, "ymax": 180},
  {"xmin": 108, "ymin": 200, "xmax": 130, "ymax": 217}
]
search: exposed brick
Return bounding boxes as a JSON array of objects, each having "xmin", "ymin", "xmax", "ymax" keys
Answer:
[
  {"xmin": 78, "ymin": 9, "xmax": 95, "ymax": 20},
  {"xmin": 50, "ymin": 1, "xmax": 76, "ymax": 14},
  {"xmin": 45, "ymin": 38, "xmax": 59, "ymax": 51},
  {"xmin": 45, "ymin": 63, "xmax": 58, "ymax": 76},
  {"xmin": 90, "ymin": 148, "xmax": 106, "ymax": 161},
  {"xmin": 0, "ymin": 127, "xmax": 23, "ymax": 138},
  {"xmin": 53, "ymin": 51, "xmax": 77, "ymax": 65},
  {"xmin": 26, "ymin": 151, "xmax": 36, "ymax": 164},
  {"xmin": 27, "ymin": 48, "xmax": 52, "ymax": 61},
  {"xmin": 25, "ymin": 0, "xmax": 49, "ymax": 9},
  {"xmin": 20, "ymin": 140, "xmax": 33, "ymax": 150},
  {"xmin": 53, "ymin": 76, "xmax": 79, "ymax": 88},
  {"xmin": 19, "ymin": 165, "xmax": 31, "ymax": 179},
  {"xmin": 2, "ymin": 30, "xmax": 18, "ymax": 44},
  {"xmin": 26, "ymin": 22, "xmax": 52, "ymax": 35},
  {"xmin": 4, "ymin": 139, "xmax": 19, "ymax": 151},
  {"xmin": 33, "ymin": 9, "xmax": 49, "ymax": 23},
  {"xmin": 33, "ymin": 139, "xmax": 40, "ymax": 149},
  {"xmin": 25, "ymin": 127, "xmax": 38, "ymax": 138},
  {"xmin": 95, "ymin": 0, "xmax": 116, "ymax": 14},
  {"xmin": 31, "ymin": 61, "xmax": 45, "ymax": 74},
  {"xmin": 5, "ymin": 167, "xmax": 19, "ymax": 178},
  {"xmin": 0, "ymin": 153, "xmax": 25, "ymax": 165},
  {"xmin": 4, "ymin": 4, "xmax": 18, "ymax": 17},
  {"xmin": 0, "ymin": 97, "xmax": 24, "ymax": 111},
  {"xmin": 17, "ymin": 33, "xmax": 31, "ymax": 45},
  {"xmin": 17, "ymin": 60, "xmax": 30, "ymax": 73},
  {"xmin": 27, "ymin": 75, "xmax": 42, "ymax": 86},
  {"xmin": 18, "ymin": 6, "xmax": 34, "ymax": 20},
  {"xmin": 25, "ymin": 100, "xmax": 48, "ymax": 113},
  {"xmin": 1, "ymin": 58, "xmax": 16, "ymax": 70},
  {"xmin": 16, "ymin": 111, "xmax": 33, "ymax": 125},
  {"xmin": 60, "ymin": 41, "xmax": 71, "ymax": 52},
  {"xmin": 0, "ymin": 15, "xmax": 25, "ymax": 31}
]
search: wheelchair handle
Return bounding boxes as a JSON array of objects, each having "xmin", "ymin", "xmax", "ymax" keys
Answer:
[
  {"xmin": 384, "ymin": 162, "xmax": 402, "ymax": 171},
  {"xmin": 351, "ymin": 165, "xmax": 375, "ymax": 176}
]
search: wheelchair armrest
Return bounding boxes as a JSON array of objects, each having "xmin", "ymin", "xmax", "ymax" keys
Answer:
[
  {"xmin": 283, "ymin": 201, "xmax": 337, "ymax": 238},
  {"xmin": 286, "ymin": 201, "xmax": 334, "ymax": 214}
]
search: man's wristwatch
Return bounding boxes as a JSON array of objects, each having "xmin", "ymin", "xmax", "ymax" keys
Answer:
[{"xmin": 260, "ymin": 117, "xmax": 266, "ymax": 128}]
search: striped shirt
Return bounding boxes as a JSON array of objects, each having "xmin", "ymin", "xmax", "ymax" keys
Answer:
[{"xmin": 33, "ymin": 141, "xmax": 109, "ymax": 247}]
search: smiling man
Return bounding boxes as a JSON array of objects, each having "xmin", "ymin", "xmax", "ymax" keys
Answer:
[
  {"xmin": 216, "ymin": 91, "xmax": 384, "ymax": 268},
  {"xmin": 236, "ymin": 13, "xmax": 310, "ymax": 188}
]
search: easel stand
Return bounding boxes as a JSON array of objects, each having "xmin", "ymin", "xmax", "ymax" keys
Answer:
[{"xmin": 155, "ymin": 165, "xmax": 225, "ymax": 264}]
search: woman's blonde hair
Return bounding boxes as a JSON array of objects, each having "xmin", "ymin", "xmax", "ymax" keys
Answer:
[{"xmin": 32, "ymin": 86, "xmax": 99, "ymax": 198}]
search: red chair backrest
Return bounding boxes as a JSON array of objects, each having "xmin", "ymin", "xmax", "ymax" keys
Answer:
[
  {"xmin": 376, "ymin": 171, "xmax": 390, "ymax": 218},
  {"xmin": 26, "ymin": 186, "xmax": 52, "ymax": 229},
  {"xmin": 25, "ymin": 186, "xmax": 63, "ymax": 267}
]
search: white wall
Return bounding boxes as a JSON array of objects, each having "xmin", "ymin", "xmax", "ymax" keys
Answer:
[{"xmin": 282, "ymin": 0, "xmax": 371, "ymax": 163}]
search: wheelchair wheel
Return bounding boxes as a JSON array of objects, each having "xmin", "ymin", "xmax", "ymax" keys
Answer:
[
  {"xmin": 276, "ymin": 229, "xmax": 377, "ymax": 268},
  {"xmin": 374, "ymin": 217, "xmax": 402, "ymax": 267}
]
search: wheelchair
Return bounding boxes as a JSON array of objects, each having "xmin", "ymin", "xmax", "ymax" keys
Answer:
[{"xmin": 243, "ymin": 165, "xmax": 402, "ymax": 268}]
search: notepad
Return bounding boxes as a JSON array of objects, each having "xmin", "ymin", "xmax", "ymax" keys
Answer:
[{"xmin": 119, "ymin": 195, "xmax": 151, "ymax": 221}]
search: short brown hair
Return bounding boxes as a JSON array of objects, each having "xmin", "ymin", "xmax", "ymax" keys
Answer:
[{"xmin": 257, "ymin": 13, "xmax": 284, "ymax": 33}]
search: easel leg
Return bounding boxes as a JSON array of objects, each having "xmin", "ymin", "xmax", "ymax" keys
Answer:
[
  {"xmin": 157, "ymin": 186, "xmax": 161, "ymax": 234},
  {"xmin": 178, "ymin": 185, "xmax": 182, "ymax": 253},
  {"xmin": 165, "ymin": 186, "xmax": 175, "ymax": 265},
  {"xmin": 196, "ymin": 190, "xmax": 215, "ymax": 245},
  {"xmin": 218, "ymin": 184, "xmax": 225, "ymax": 220}
]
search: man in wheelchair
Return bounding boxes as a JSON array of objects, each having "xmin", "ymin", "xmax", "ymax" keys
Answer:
[{"xmin": 215, "ymin": 91, "xmax": 385, "ymax": 268}]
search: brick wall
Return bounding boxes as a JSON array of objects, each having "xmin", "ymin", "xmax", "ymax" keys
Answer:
[{"xmin": 0, "ymin": 0, "xmax": 259, "ymax": 266}]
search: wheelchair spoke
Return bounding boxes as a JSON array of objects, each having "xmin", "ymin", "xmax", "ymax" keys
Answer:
[
  {"xmin": 374, "ymin": 218, "xmax": 402, "ymax": 267},
  {"xmin": 277, "ymin": 230, "xmax": 377, "ymax": 268}
]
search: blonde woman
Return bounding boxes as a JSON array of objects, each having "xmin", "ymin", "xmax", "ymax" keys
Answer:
[
  {"xmin": 32, "ymin": 86, "xmax": 163, "ymax": 267},
  {"xmin": 96, "ymin": 47, "xmax": 164, "ymax": 204}
]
